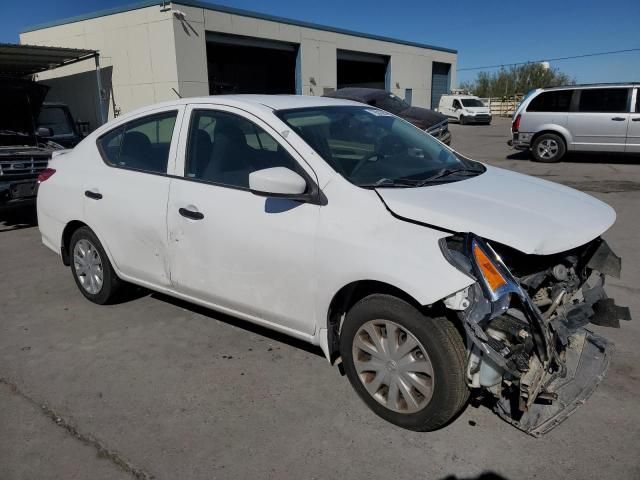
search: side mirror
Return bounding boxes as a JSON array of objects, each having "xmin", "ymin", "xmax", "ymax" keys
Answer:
[
  {"xmin": 249, "ymin": 167, "xmax": 307, "ymax": 197},
  {"xmin": 37, "ymin": 126, "xmax": 53, "ymax": 137}
]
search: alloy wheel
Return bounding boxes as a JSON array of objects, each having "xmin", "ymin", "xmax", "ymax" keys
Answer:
[
  {"xmin": 352, "ymin": 319, "xmax": 435, "ymax": 414},
  {"xmin": 537, "ymin": 139, "xmax": 559, "ymax": 159}
]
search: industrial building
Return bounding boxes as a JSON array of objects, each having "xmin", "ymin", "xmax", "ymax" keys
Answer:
[{"xmin": 20, "ymin": 1, "xmax": 457, "ymax": 129}]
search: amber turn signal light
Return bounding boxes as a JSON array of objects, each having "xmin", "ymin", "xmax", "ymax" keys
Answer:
[{"xmin": 473, "ymin": 243, "xmax": 507, "ymax": 292}]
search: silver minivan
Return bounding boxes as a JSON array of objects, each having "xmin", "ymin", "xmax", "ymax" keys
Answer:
[{"xmin": 511, "ymin": 83, "xmax": 640, "ymax": 162}]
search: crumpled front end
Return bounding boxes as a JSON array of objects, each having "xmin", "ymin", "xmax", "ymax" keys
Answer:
[{"xmin": 440, "ymin": 234, "xmax": 631, "ymax": 436}]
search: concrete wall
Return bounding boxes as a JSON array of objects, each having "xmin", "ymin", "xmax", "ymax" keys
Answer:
[
  {"xmin": 173, "ymin": 3, "xmax": 456, "ymax": 107},
  {"xmin": 21, "ymin": 3, "xmax": 456, "ymax": 128},
  {"xmin": 21, "ymin": 6, "xmax": 180, "ymax": 128}
]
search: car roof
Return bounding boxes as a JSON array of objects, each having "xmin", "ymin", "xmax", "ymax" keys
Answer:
[
  {"xmin": 121, "ymin": 94, "xmax": 364, "ymax": 119},
  {"xmin": 326, "ymin": 88, "xmax": 388, "ymax": 101},
  {"xmin": 541, "ymin": 82, "xmax": 639, "ymax": 91}
]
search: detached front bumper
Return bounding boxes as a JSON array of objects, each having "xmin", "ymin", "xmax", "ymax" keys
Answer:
[
  {"xmin": 495, "ymin": 328, "xmax": 611, "ymax": 436},
  {"xmin": 441, "ymin": 234, "xmax": 631, "ymax": 436}
]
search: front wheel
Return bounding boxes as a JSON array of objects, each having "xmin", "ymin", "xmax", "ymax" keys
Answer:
[
  {"xmin": 340, "ymin": 294, "xmax": 469, "ymax": 431},
  {"xmin": 459, "ymin": 115, "xmax": 466, "ymax": 125},
  {"xmin": 69, "ymin": 226, "xmax": 122, "ymax": 304}
]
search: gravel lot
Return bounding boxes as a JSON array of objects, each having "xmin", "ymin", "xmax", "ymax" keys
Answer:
[{"xmin": 1, "ymin": 116, "xmax": 639, "ymax": 480}]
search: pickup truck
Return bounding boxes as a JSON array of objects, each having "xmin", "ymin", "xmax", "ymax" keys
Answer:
[{"xmin": 0, "ymin": 78, "xmax": 64, "ymax": 209}]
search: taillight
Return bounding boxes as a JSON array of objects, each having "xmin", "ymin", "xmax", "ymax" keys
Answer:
[
  {"xmin": 37, "ymin": 168, "xmax": 56, "ymax": 183},
  {"xmin": 512, "ymin": 113, "xmax": 521, "ymax": 133}
]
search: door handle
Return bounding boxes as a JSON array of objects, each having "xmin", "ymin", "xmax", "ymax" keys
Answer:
[
  {"xmin": 632, "ymin": 117, "xmax": 640, "ymax": 122},
  {"xmin": 179, "ymin": 207, "xmax": 204, "ymax": 220},
  {"xmin": 611, "ymin": 117, "xmax": 626, "ymax": 121},
  {"xmin": 84, "ymin": 190, "xmax": 102, "ymax": 200}
]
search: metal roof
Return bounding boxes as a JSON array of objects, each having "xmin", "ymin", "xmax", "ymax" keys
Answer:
[
  {"xmin": 0, "ymin": 43, "xmax": 97, "ymax": 77},
  {"xmin": 21, "ymin": 0, "xmax": 457, "ymax": 54}
]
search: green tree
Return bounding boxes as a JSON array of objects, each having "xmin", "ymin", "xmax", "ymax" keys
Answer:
[{"xmin": 459, "ymin": 63, "xmax": 574, "ymax": 97}]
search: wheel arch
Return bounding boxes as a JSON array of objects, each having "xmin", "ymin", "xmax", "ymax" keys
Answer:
[
  {"xmin": 531, "ymin": 127, "xmax": 571, "ymax": 149},
  {"xmin": 324, "ymin": 280, "xmax": 434, "ymax": 365},
  {"xmin": 61, "ymin": 220, "xmax": 88, "ymax": 265},
  {"xmin": 60, "ymin": 221, "xmax": 119, "ymax": 275}
]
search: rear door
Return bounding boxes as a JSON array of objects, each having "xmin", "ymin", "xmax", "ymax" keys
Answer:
[
  {"xmin": 626, "ymin": 87, "xmax": 640, "ymax": 153},
  {"xmin": 568, "ymin": 87, "xmax": 631, "ymax": 152},
  {"xmin": 85, "ymin": 107, "xmax": 183, "ymax": 287}
]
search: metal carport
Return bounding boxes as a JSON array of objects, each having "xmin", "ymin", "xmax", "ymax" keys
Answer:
[{"xmin": 0, "ymin": 43, "xmax": 106, "ymax": 125}]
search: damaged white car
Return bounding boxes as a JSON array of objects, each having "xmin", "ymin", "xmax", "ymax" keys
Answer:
[{"xmin": 37, "ymin": 96, "xmax": 630, "ymax": 435}]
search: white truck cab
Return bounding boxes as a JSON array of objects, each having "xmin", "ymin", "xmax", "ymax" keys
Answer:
[{"xmin": 439, "ymin": 94, "xmax": 492, "ymax": 125}]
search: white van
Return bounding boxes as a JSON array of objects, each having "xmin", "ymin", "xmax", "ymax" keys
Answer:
[{"xmin": 439, "ymin": 94, "xmax": 492, "ymax": 125}]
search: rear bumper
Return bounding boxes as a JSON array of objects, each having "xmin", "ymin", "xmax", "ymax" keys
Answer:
[
  {"xmin": 0, "ymin": 179, "xmax": 38, "ymax": 208},
  {"xmin": 511, "ymin": 132, "xmax": 533, "ymax": 150}
]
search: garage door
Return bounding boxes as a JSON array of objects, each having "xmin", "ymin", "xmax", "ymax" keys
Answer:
[
  {"xmin": 206, "ymin": 33, "xmax": 299, "ymax": 95},
  {"xmin": 337, "ymin": 50, "xmax": 389, "ymax": 90},
  {"xmin": 431, "ymin": 62, "xmax": 451, "ymax": 109}
]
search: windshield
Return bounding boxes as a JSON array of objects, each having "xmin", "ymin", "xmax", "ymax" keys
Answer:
[
  {"xmin": 461, "ymin": 99, "xmax": 485, "ymax": 107},
  {"xmin": 276, "ymin": 106, "xmax": 482, "ymax": 187},
  {"xmin": 376, "ymin": 94, "xmax": 410, "ymax": 114},
  {"xmin": 38, "ymin": 107, "xmax": 73, "ymax": 135}
]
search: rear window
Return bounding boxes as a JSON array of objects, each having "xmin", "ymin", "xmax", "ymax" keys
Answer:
[
  {"xmin": 578, "ymin": 88, "xmax": 629, "ymax": 113},
  {"xmin": 97, "ymin": 111, "xmax": 177, "ymax": 174},
  {"xmin": 527, "ymin": 90, "xmax": 573, "ymax": 112}
]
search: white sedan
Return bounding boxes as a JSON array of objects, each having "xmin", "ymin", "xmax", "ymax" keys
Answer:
[{"xmin": 36, "ymin": 95, "xmax": 628, "ymax": 435}]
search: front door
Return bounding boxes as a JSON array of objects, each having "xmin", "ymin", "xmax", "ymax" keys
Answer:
[
  {"xmin": 568, "ymin": 87, "xmax": 631, "ymax": 152},
  {"xmin": 167, "ymin": 105, "xmax": 320, "ymax": 336}
]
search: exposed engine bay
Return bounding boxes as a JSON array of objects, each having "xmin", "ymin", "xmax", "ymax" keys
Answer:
[{"xmin": 441, "ymin": 233, "xmax": 631, "ymax": 436}]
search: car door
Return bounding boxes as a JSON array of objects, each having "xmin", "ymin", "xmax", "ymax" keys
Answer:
[
  {"xmin": 85, "ymin": 107, "xmax": 183, "ymax": 287},
  {"xmin": 568, "ymin": 87, "xmax": 631, "ymax": 152},
  {"xmin": 167, "ymin": 104, "xmax": 320, "ymax": 336},
  {"xmin": 626, "ymin": 87, "xmax": 640, "ymax": 153}
]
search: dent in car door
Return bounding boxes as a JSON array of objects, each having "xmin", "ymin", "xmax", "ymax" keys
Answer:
[
  {"xmin": 86, "ymin": 108, "xmax": 182, "ymax": 286},
  {"xmin": 626, "ymin": 88, "xmax": 640, "ymax": 153},
  {"xmin": 167, "ymin": 106, "xmax": 320, "ymax": 336},
  {"xmin": 568, "ymin": 88, "xmax": 630, "ymax": 152}
]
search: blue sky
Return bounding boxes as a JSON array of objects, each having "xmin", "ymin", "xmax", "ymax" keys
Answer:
[{"xmin": 3, "ymin": 0, "xmax": 639, "ymax": 86}]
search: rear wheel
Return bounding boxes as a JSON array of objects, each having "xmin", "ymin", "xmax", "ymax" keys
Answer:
[
  {"xmin": 531, "ymin": 133, "xmax": 565, "ymax": 162},
  {"xmin": 340, "ymin": 294, "xmax": 469, "ymax": 431},
  {"xmin": 70, "ymin": 226, "xmax": 122, "ymax": 304}
]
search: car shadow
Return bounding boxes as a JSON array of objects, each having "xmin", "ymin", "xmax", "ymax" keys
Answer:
[
  {"xmin": 507, "ymin": 149, "xmax": 640, "ymax": 165},
  {"xmin": 440, "ymin": 473, "xmax": 509, "ymax": 480},
  {"xmin": 150, "ymin": 292, "xmax": 326, "ymax": 358},
  {"xmin": 0, "ymin": 205, "xmax": 38, "ymax": 232}
]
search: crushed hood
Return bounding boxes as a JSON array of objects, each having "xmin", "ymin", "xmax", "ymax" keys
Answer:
[
  {"xmin": 0, "ymin": 78, "xmax": 49, "ymax": 145},
  {"xmin": 377, "ymin": 165, "xmax": 616, "ymax": 255}
]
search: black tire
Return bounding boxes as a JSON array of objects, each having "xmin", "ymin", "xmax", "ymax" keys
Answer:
[
  {"xmin": 340, "ymin": 294, "xmax": 469, "ymax": 431},
  {"xmin": 69, "ymin": 226, "xmax": 122, "ymax": 304},
  {"xmin": 531, "ymin": 133, "xmax": 566, "ymax": 163},
  {"xmin": 459, "ymin": 115, "xmax": 466, "ymax": 125}
]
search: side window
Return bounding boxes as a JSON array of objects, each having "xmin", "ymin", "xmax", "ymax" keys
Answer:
[
  {"xmin": 453, "ymin": 99, "xmax": 461, "ymax": 109},
  {"xmin": 527, "ymin": 90, "xmax": 573, "ymax": 112},
  {"xmin": 578, "ymin": 88, "xmax": 630, "ymax": 113},
  {"xmin": 185, "ymin": 110, "xmax": 301, "ymax": 189},
  {"xmin": 97, "ymin": 111, "xmax": 178, "ymax": 174},
  {"xmin": 636, "ymin": 90, "xmax": 640, "ymax": 112}
]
